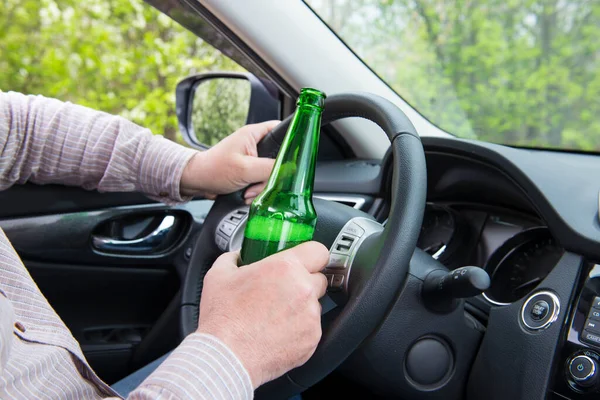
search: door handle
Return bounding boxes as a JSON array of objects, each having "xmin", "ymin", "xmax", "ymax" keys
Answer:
[{"xmin": 92, "ymin": 215, "xmax": 176, "ymax": 254}]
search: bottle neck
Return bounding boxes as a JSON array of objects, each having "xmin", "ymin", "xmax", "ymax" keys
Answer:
[{"xmin": 265, "ymin": 105, "xmax": 322, "ymax": 196}]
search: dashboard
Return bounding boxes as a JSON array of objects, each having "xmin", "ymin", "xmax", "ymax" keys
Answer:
[
  {"xmin": 417, "ymin": 137, "xmax": 600, "ymax": 400},
  {"xmin": 314, "ymin": 134, "xmax": 600, "ymax": 399},
  {"xmin": 341, "ymin": 135, "xmax": 600, "ymax": 399}
]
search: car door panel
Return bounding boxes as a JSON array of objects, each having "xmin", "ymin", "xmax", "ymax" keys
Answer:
[{"xmin": 25, "ymin": 260, "xmax": 178, "ymax": 383}]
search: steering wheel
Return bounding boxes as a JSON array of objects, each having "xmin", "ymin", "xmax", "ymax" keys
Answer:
[{"xmin": 180, "ymin": 92, "xmax": 427, "ymax": 398}]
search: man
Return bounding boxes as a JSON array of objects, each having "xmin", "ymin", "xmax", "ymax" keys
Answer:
[{"xmin": 0, "ymin": 91, "xmax": 329, "ymax": 399}]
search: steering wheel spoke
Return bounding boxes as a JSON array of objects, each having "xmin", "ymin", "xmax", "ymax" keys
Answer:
[
  {"xmin": 325, "ymin": 217, "xmax": 384, "ymax": 305},
  {"xmin": 215, "ymin": 206, "xmax": 249, "ymax": 252}
]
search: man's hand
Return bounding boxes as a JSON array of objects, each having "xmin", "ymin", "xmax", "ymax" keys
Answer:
[
  {"xmin": 197, "ymin": 241, "xmax": 329, "ymax": 389},
  {"xmin": 180, "ymin": 120, "xmax": 280, "ymax": 203}
]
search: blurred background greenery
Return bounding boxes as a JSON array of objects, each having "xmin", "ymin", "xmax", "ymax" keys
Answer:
[
  {"xmin": 0, "ymin": 0, "xmax": 245, "ymax": 146},
  {"xmin": 2, "ymin": 0, "xmax": 599, "ymax": 151},
  {"xmin": 307, "ymin": 0, "xmax": 600, "ymax": 151}
]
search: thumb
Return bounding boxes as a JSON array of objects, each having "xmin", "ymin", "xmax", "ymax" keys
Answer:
[
  {"xmin": 246, "ymin": 120, "xmax": 281, "ymax": 143},
  {"xmin": 243, "ymin": 157, "xmax": 275, "ymax": 185}
]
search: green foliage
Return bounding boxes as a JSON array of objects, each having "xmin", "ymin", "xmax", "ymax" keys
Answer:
[
  {"xmin": 0, "ymin": 0, "xmax": 245, "ymax": 146},
  {"xmin": 191, "ymin": 78, "xmax": 251, "ymax": 146},
  {"xmin": 307, "ymin": 0, "xmax": 600, "ymax": 151},
  {"xmin": 4, "ymin": 0, "xmax": 598, "ymax": 151}
]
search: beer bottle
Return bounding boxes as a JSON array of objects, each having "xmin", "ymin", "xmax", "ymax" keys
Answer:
[{"xmin": 240, "ymin": 88, "xmax": 325, "ymax": 264}]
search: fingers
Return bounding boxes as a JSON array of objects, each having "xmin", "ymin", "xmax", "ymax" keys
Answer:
[
  {"xmin": 246, "ymin": 120, "xmax": 281, "ymax": 143},
  {"xmin": 244, "ymin": 182, "xmax": 267, "ymax": 204},
  {"xmin": 309, "ymin": 272, "xmax": 328, "ymax": 298},
  {"xmin": 283, "ymin": 241, "xmax": 330, "ymax": 274},
  {"xmin": 243, "ymin": 157, "xmax": 275, "ymax": 186}
]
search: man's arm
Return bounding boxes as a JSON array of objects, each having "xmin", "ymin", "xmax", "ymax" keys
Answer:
[
  {"xmin": 0, "ymin": 91, "xmax": 278, "ymax": 203},
  {"xmin": 0, "ymin": 91, "xmax": 197, "ymax": 203}
]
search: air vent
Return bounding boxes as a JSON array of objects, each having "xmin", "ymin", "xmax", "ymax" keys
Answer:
[{"xmin": 314, "ymin": 194, "xmax": 366, "ymax": 210}]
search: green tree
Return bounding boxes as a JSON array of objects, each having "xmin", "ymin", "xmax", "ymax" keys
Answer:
[{"xmin": 0, "ymin": 0, "xmax": 246, "ymax": 146}]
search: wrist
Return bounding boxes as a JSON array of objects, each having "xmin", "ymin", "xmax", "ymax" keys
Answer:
[
  {"xmin": 163, "ymin": 332, "xmax": 254, "ymax": 399},
  {"xmin": 137, "ymin": 135, "xmax": 197, "ymax": 203},
  {"xmin": 197, "ymin": 324, "xmax": 262, "ymax": 389},
  {"xmin": 180, "ymin": 151, "xmax": 210, "ymax": 197}
]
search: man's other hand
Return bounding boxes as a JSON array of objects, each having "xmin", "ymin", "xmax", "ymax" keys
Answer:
[
  {"xmin": 196, "ymin": 241, "xmax": 329, "ymax": 389},
  {"xmin": 180, "ymin": 120, "xmax": 280, "ymax": 203}
]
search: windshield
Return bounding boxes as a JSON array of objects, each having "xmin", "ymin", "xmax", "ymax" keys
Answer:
[{"xmin": 305, "ymin": 0, "xmax": 600, "ymax": 151}]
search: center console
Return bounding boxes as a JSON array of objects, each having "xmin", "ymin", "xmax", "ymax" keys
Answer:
[{"xmin": 552, "ymin": 265, "xmax": 600, "ymax": 399}]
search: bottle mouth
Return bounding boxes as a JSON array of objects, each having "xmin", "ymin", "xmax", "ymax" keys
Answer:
[{"xmin": 297, "ymin": 87, "xmax": 326, "ymax": 109}]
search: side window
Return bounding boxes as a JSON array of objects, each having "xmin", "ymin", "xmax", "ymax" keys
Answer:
[{"xmin": 0, "ymin": 0, "xmax": 247, "ymax": 147}]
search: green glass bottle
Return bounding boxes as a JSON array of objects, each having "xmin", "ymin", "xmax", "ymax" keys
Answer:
[{"xmin": 240, "ymin": 88, "xmax": 326, "ymax": 265}]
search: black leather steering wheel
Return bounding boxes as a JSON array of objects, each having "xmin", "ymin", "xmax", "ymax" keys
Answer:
[{"xmin": 180, "ymin": 92, "xmax": 427, "ymax": 398}]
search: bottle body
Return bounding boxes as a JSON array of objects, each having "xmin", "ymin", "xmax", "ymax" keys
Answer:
[
  {"xmin": 241, "ymin": 193, "xmax": 316, "ymax": 264},
  {"xmin": 240, "ymin": 88, "xmax": 325, "ymax": 265}
]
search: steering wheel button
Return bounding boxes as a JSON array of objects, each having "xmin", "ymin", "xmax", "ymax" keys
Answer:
[
  {"xmin": 344, "ymin": 223, "xmax": 365, "ymax": 238},
  {"xmin": 530, "ymin": 300, "xmax": 550, "ymax": 321},
  {"xmin": 324, "ymin": 274, "xmax": 334, "ymax": 286},
  {"xmin": 218, "ymin": 222, "xmax": 236, "ymax": 236},
  {"xmin": 593, "ymin": 297, "xmax": 600, "ymax": 310},
  {"xmin": 226, "ymin": 209, "xmax": 247, "ymax": 225},
  {"xmin": 328, "ymin": 253, "xmax": 349, "ymax": 269},
  {"xmin": 330, "ymin": 274, "xmax": 345, "ymax": 290},
  {"xmin": 215, "ymin": 234, "xmax": 228, "ymax": 251},
  {"xmin": 332, "ymin": 235, "xmax": 357, "ymax": 255}
]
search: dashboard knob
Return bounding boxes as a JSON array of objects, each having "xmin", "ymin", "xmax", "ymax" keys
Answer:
[{"xmin": 568, "ymin": 355, "xmax": 598, "ymax": 388}]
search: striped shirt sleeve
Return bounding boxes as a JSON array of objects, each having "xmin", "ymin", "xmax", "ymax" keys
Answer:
[
  {"xmin": 0, "ymin": 91, "xmax": 198, "ymax": 204},
  {"xmin": 0, "ymin": 289, "xmax": 14, "ymax": 376},
  {"xmin": 122, "ymin": 333, "xmax": 254, "ymax": 400}
]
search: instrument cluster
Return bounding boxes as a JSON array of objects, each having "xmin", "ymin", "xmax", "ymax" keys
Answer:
[{"xmin": 417, "ymin": 203, "xmax": 564, "ymax": 305}]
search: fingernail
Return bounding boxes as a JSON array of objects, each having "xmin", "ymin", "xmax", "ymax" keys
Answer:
[
  {"xmin": 244, "ymin": 198, "xmax": 254, "ymax": 205},
  {"xmin": 244, "ymin": 191, "xmax": 257, "ymax": 199}
]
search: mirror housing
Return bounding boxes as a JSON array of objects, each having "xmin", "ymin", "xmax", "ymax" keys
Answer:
[{"xmin": 175, "ymin": 72, "xmax": 280, "ymax": 148}]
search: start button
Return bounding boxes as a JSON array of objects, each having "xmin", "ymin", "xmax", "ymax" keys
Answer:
[
  {"xmin": 530, "ymin": 300, "xmax": 550, "ymax": 321},
  {"xmin": 521, "ymin": 291, "xmax": 560, "ymax": 330}
]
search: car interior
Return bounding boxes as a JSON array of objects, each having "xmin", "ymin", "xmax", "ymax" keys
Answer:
[{"xmin": 2, "ymin": 0, "xmax": 600, "ymax": 399}]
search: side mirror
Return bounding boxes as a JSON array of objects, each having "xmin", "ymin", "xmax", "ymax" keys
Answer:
[{"xmin": 175, "ymin": 72, "xmax": 280, "ymax": 148}]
